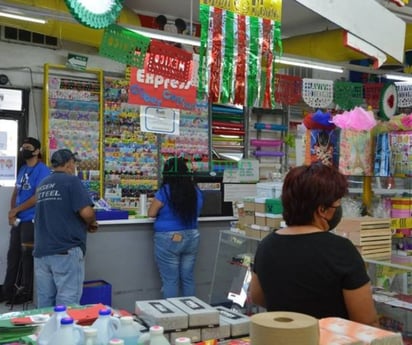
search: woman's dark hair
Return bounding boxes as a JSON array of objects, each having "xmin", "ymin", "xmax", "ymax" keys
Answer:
[
  {"xmin": 161, "ymin": 157, "xmax": 198, "ymax": 225},
  {"xmin": 281, "ymin": 163, "xmax": 348, "ymax": 226}
]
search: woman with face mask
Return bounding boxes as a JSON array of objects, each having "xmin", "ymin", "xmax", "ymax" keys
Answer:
[
  {"xmin": 1, "ymin": 137, "xmax": 51, "ymax": 305},
  {"xmin": 250, "ymin": 163, "xmax": 378, "ymax": 327}
]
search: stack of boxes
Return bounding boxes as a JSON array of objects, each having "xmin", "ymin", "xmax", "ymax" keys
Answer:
[
  {"xmin": 238, "ymin": 197, "xmax": 283, "ymax": 240},
  {"xmin": 335, "ymin": 217, "xmax": 392, "ymax": 260},
  {"xmin": 135, "ymin": 296, "xmax": 250, "ymax": 343}
]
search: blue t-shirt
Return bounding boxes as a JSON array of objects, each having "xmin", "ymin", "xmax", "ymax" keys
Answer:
[
  {"xmin": 33, "ymin": 172, "xmax": 93, "ymax": 257},
  {"xmin": 15, "ymin": 162, "xmax": 51, "ymax": 222},
  {"xmin": 153, "ymin": 184, "xmax": 204, "ymax": 232}
]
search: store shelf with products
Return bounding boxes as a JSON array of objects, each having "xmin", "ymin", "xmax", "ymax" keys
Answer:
[
  {"xmin": 43, "ymin": 63, "xmax": 104, "ymax": 200},
  {"xmin": 365, "ymin": 258, "xmax": 412, "ymax": 339},
  {"xmin": 248, "ymin": 107, "xmax": 288, "ymax": 180},
  {"xmin": 211, "ymin": 104, "xmax": 247, "ymax": 173}
]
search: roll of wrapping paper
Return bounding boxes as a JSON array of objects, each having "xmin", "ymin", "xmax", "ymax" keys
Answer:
[
  {"xmin": 212, "ymin": 120, "xmax": 244, "ymax": 129},
  {"xmin": 250, "ymin": 139, "xmax": 283, "ymax": 147},
  {"xmin": 213, "ymin": 128, "xmax": 245, "ymax": 135},
  {"xmin": 250, "ymin": 311, "xmax": 319, "ymax": 345},
  {"xmin": 254, "ymin": 151, "xmax": 285, "ymax": 157},
  {"xmin": 255, "ymin": 122, "xmax": 288, "ymax": 131}
]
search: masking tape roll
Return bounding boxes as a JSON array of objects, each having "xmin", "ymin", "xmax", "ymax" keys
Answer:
[{"xmin": 250, "ymin": 311, "xmax": 319, "ymax": 345}]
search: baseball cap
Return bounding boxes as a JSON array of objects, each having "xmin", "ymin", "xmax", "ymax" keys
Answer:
[
  {"xmin": 22, "ymin": 137, "xmax": 41, "ymax": 150},
  {"xmin": 51, "ymin": 149, "xmax": 80, "ymax": 167}
]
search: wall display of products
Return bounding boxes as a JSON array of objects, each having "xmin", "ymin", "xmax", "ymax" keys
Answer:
[
  {"xmin": 211, "ymin": 104, "xmax": 247, "ymax": 172},
  {"xmin": 43, "ymin": 64, "xmax": 103, "ymax": 200},
  {"xmin": 104, "ymin": 78, "xmax": 158, "ymax": 210},
  {"xmin": 159, "ymin": 100, "xmax": 209, "ymax": 172}
]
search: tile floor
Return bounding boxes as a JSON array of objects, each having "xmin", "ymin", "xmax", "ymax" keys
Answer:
[{"xmin": 0, "ymin": 300, "xmax": 36, "ymax": 314}]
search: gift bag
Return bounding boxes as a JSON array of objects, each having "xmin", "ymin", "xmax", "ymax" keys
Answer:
[
  {"xmin": 389, "ymin": 131, "xmax": 412, "ymax": 176},
  {"xmin": 305, "ymin": 129, "xmax": 339, "ymax": 167},
  {"xmin": 338, "ymin": 129, "xmax": 372, "ymax": 176},
  {"xmin": 374, "ymin": 132, "xmax": 391, "ymax": 176}
]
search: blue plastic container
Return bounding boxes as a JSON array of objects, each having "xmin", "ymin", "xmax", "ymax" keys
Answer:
[{"xmin": 80, "ymin": 280, "xmax": 112, "ymax": 306}]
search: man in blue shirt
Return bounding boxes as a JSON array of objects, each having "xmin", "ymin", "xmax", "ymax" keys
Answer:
[
  {"xmin": 1, "ymin": 137, "xmax": 51, "ymax": 304},
  {"xmin": 34, "ymin": 149, "xmax": 98, "ymax": 307}
]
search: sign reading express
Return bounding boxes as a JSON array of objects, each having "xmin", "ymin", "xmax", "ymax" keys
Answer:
[{"xmin": 128, "ymin": 67, "xmax": 197, "ymax": 111}]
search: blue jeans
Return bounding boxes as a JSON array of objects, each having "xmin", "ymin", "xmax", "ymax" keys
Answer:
[
  {"xmin": 154, "ymin": 230, "xmax": 200, "ymax": 298},
  {"xmin": 34, "ymin": 247, "xmax": 84, "ymax": 308}
]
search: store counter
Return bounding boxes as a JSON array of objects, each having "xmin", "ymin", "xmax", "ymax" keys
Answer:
[{"xmin": 85, "ymin": 217, "xmax": 236, "ymax": 312}]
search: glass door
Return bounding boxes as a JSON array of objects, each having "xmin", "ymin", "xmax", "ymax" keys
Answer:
[{"xmin": 0, "ymin": 118, "xmax": 18, "ymax": 186}]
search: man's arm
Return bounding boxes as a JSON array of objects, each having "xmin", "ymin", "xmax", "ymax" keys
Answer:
[
  {"xmin": 79, "ymin": 205, "xmax": 98, "ymax": 233},
  {"xmin": 8, "ymin": 189, "xmax": 37, "ymax": 225}
]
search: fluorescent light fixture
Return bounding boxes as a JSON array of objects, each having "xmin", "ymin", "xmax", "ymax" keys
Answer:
[
  {"xmin": 124, "ymin": 26, "xmax": 201, "ymax": 47},
  {"xmin": 385, "ymin": 73, "xmax": 412, "ymax": 82},
  {"xmin": 0, "ymin": 11, "xmax": 46, "ymax": 24},
  {"xmin": 276, "ymin": 57, "xmax": 344, "ymax": 73}
]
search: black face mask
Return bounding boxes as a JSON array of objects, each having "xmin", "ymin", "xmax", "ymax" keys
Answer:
[
  {"xmin": 21, "ymin": 149, "xmax": 35, "ymax": 160},
  {"xmin": 327, "ymin": 205, "xmax": 343, "ymax": 231}
]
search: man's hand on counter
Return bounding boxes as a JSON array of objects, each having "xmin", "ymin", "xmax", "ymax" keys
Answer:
[{"xmin": 88, "ymin": 221, "xmax": 99, "ymax": 233}]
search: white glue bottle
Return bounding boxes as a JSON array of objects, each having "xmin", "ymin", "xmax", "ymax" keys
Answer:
[
  {"xmin": 109, "ymin": 340, "xmax": 125, "ymax": 345},
  {"xmin": 117, "ymin": 316, "xmax": 142, "ymax": 345},
  {"xmin": 83, "ymin": 326, "xmax": 98, "ymax": 345},
  {"xmin": 175, "ymin": 337, "xmax": 191, "ymax": 345},
  {"xmin": 91, "ymin": 308, "xmax": 120, "ymax": 345},
  {"xmin": 149, "ymin": 325, "xmax": 170, "ymax": 345},
  {"xmin": 37, "ymin": 305, "xmax": 69, "ymax": 345},
  {"xmin": 47, "ymin": 317, "xmax": 84, "ymax": 345}
]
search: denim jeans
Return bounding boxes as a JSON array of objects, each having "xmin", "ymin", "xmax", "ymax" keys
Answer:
[
  {"xmin": 154, "ymin": 229, "xmax": 200, "ymax": 298},
  {"xmin": 34, "ymin": 246, "xmax": 84, "ymax": 308}
]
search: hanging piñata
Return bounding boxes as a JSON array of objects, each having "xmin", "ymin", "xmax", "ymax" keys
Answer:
[{"xmin": 198, "ymin": 0, "xmax": 282, "ymax": 108}]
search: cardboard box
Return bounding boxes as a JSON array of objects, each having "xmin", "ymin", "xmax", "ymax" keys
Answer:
[
  {"xmin": 254, "ymin": 198, "xmax": 266, "ymax": 213},
  {"xmin": 167, "ymin": 296, "xmax": 219, "ymax": 327},
  {"xmin": 266, "ymin": 214, "xmax": 282, "ymax": 229},
  {"xmin": 243, "ymin": 211, "xmax": 255, "ymax": 225},
  {"xmin": 254, "ymin": 212, "xmax": 266, "ymax": 226},
  {"xmin": 135, "ymin": 299, "xmax": 188, "ymax": 331},
  {"xmin": 215, "ymin": 306, "xmax": 250, "ymax": 337}
]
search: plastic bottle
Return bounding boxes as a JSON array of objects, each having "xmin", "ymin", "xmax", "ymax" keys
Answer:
[
  {"xmin": 37, "ymin": 305, "xmax": 69, "ymax": 345},
  {"xmin": 149, "ymin": 325, "xmax": 170, "ymax": 345},
  {"xmin": 83, "ymin": 326, "xmax": 98, "ymax": 345},
  {"xmin": 117, "ymin": 316, "xmax": 142, "ymax": 345},
  {"xmin": 91, "ymin": 308, "xmax": 120, "ymax": 345},
  {"xmin": 136, "ymin": 332, "xmax": 150, "ymax": 345},
  {"xmin": 109, "ymin": 340, "xmax": 125, "ymax": 345},
  {"xmin": 47, "ymin": 317, "xmax": 84, "ymax": 345},
  {"xmin": 174, "ymin": 337, "xmax": 191, "ymax": 345}
]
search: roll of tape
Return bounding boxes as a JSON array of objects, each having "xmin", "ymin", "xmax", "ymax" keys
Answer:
[{"xmin": 250, "ymin": 311, "xmax": 319, "ymax": 345}]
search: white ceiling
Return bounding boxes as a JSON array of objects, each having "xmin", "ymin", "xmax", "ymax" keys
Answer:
[
  {"xmin": 123, "ymin": 0, "xmax": 412, "ymax": 40},
  {"xmin": 122, "ymin": 0, "xmax": 338, "ymax": 39}
]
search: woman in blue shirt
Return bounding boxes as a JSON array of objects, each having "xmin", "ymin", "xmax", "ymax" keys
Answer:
[{"xmin": 148, "ymin": 157, "xmax": 204, "ymax": 298}]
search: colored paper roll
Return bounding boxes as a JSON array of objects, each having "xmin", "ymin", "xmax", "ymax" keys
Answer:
[
  {"xmin": 255, "ymin": 122, "xmax": 288, "ymax": 131},
  {"xmin": 254, "ymin": 151, "xmax": 285, "ymax": 157},
  {"xmin": 250, "ymin": 139, "xmax": 283, "ymax": 147}
]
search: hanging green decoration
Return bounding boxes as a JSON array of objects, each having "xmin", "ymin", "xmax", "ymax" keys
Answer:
[
  {"xmin": 333, "ymin": 81, "xmax": 363, "ymax": 110},
  {"xmin": 99, "ymin": 25, "xmax": 150, "ymax": 68},
  {"xmin": 64, "ymin": 0, "xmax": 124, "ymax": 29}
]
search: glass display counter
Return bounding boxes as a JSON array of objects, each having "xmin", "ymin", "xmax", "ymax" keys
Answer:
[{"xmin": 209, "ymin": 230, "xmax": 261, "ymax": 310}]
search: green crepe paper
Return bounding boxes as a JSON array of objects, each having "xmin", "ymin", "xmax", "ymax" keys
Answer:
[
  {"xmin": 198, "ymin": 4, "xmax": 210, "ymax": 100},
  {"xmin": 247, "ymin": 16, "xmax": 259, "ymax": 107},
  {"xmin": 334, "ymin": 81, "xmax": 364, "ymax": 110},
  {"xmin": 271, "ymin": 21, "xmax": 282, "ymax": 107},
  {"xmin": 64, "ymin": 0, "xmax": 124, "ymax": 29},
  {"xmin": 99, "ymin": 24, "xmax": 151, "ymax": 68},
  {"xmin": 220, "ymin": 10, "xmax": 235, "ymax": 104}
]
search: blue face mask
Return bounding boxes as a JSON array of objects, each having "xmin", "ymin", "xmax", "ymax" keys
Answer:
[{"xmin": 327, "ymin": 205, "xmax": 342, "ymax": 230}]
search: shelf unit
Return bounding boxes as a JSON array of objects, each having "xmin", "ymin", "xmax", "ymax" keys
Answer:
[
  {"xmin": 211, "ymin": 104, "xmax": 247, "ymax": 173},
  {"xmin": 43, "ymin": 63, "xmax": 104, "ymax": 199},
  {"xmin": 248, "ymin": 107, "xmax": 288, "ymax": 179}
]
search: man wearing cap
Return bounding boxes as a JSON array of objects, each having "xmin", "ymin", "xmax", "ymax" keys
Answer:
[
  {"xmin": 33, "ymin": 149, "xmax": 98, "ymax": 307},
  {"xmin": 1, "ymin": 137, "xmax": 51, "ymax": 304}
]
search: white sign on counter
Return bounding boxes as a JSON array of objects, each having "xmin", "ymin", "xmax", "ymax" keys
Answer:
[{"xmin": 224, "ymin": 183, "xmax": 257, "ymax": 202}]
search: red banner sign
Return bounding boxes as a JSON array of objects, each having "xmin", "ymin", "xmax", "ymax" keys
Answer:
[{"xmin": 128, "ymin": 67, "xmax": 197, "ymax": 111}]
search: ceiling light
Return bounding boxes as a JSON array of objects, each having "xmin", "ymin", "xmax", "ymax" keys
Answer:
[
  {"xmin": 124, "ymin": 25, "xmax": 201, "ymax": 47},
  {"xmin": 276, "ymin": 57, "xmax": 344, "ymax": 73},
  {"xmin": 385, "ymin": 73, "xmax": 412, "ymax": 82},
  {"xmin": 0, "ymin": 11, "xmax": 46, "ymax": 24}
]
